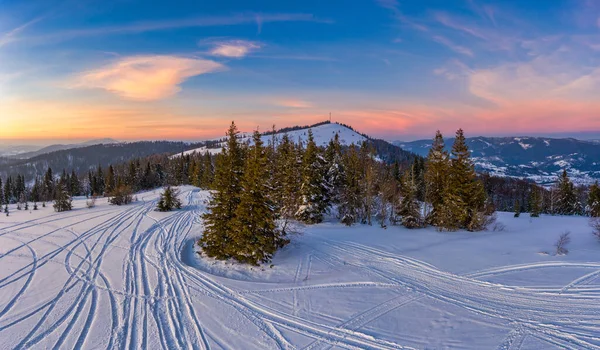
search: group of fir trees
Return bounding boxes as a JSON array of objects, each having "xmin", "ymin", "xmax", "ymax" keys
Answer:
[
  {"xmin": 201, "ymin": 123, "xmax": 289, "ymax": 265},
  {"xmin": 422, "ymin": 130, "xmax": 487, "ymax": 231}
]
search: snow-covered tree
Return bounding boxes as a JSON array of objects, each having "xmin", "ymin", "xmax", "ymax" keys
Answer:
[
  {"xmin": 554, "ymin": 170, "xmax": 580, "ymax": 215},
  {"xmin": 157, "ymin": 186, "xmax": 182, "ymax": 211},
  {"xmin": 397, "ymin": 165, "xmax": 422, "ymax": 229},
  {"xmin": 587, "ymin": 182, "xmax": 600, "ymax": 217},
  {"xmin": 339, "ymin": 144, "xmax": 363, "ymax": 226},
  {"xmin": 296, "ymin": 129, "xmax": 329, "ymax": 224},
  {"xmin": 53, "ymin": 180, "xmax": 72, "ymax": 212}
]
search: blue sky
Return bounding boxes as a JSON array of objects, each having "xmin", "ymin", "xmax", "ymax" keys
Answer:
[{"xmin": 1, "ymin": 0, "xmax": 600, "ymax": 143}]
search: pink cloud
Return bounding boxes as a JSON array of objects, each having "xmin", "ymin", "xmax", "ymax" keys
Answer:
[{"xmin": 71, "ymin": 55, "xmax": 224, "ymax": 100}]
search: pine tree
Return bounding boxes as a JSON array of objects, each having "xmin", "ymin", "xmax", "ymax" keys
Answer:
[
  {"xmin": 70, "ymin": 170, "xmax": 81, "ymax": 196},
  {"xmin": 339, "ymin": 144, "xmax": 363, "ymax": 226},
  {"xmin": 201, "ymin": 152, "xmax": 214, "ymax": 189},
  {"xmin": 96, "ymin": 165, "xmax": 106, "ymax": 195},
  {"xmin": 324, "ymin": 133, "xmax": 345, "ymax": 205},
  {"xmin": 360, "ymin": 142, "xmax": 377, "ymax": 225},
  {"xmin": 296, "ymin": 129, "xmax": 329, "ymax": 224},
  {"xmin": 273, "ymin": 133, "xmax": 302, "ymax": 232},
  {"xmin": 514, "ymin": 199, "xmax": 521, "ymax": 218},
  {"xmin": 106, "ymin": 165, "xmax": 116, "ymax": 194},
  {"xmin": 529, "ymin": 185, "xmax": 542, "ymax": 217},
  {"xmin": 230, "ymin": 131, "xmax": 288, "ymax": 265},
  {"xmin": 53, "ymin": 179, "xmax": 73, "ymax": 212},
  {"xmin": 43, "ymin": 167, "xmax": 54, "ymax": 202},
  {"xmin": 200, "ymin": 121, "xmax": 245, "ymax": 260},
  {"xmin": 398, "ymin": 166, "xmax": 422, "ymax": 228},
  {"xmin": 157, "ymin": 186, "xmax": 182, "ymax": 211},
  {"xmin": 0, "ymin": 177, "xmax": 3, "ymax": 207},
  {"xmin": 424, "ymin": 131, "xmax": 450, "ymax": 226},
  {"xmin": 447, "ymin": 129, "xmax": 487, "ymax": 231},
  {"xmin": 588, "ymin": 182, "xmax": 600, "ymax": 217},
  {"xmin": 555, "ymin": 170, "xmax": 580, "ymax": 215}
]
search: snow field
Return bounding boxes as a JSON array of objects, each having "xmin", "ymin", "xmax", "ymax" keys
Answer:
[{"xmin": 0, "ymin": 188, "xmax": 599, "ymax": 349}]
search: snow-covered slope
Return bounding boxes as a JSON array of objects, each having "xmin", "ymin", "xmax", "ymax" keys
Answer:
[
  {"xmin": 180, "ymin": 122, "xmax": 368, "ymax": 156},
  {"xmin": 1, "ymin": 188, "xmax": 600, "ymax": 349}
]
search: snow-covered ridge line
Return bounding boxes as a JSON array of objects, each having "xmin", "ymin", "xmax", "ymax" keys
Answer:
[{"xmin": 176, "ymin": 122, "xmax": 368, "ymax": 157}]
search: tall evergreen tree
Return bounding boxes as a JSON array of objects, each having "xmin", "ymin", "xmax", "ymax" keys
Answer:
[
  {"xmin": 105, "ymin": 165, "xmax": 116, "ymax": 194},
  {"xmin": 514, "ymin": 199, "xmax": 521, "ymax": 218},
  {"xmin": 296, "ymin": 129, "xmax": 329, "ymax": 224},
  {"xmin": 588, "ymin": 182, "xmax": 600, "ymax": 217},
  {"xmin": 555, "ymin": 170, "xmax": 580, "ymax": 215},
  {"xmin": 230, "ymin": 131, "xmax": 288, "ymax": 265},
  {"xmin": 200, "ymin": 121, "xmax": 245, "ymax": 260},
  {"xmin": 324, "ymin": 133, "xmax": 345, "ymax": 205},
  {"xmin": 447, "ymin": 129, "xmax": 487, "ymax": 231},
  {"xmin": 339, "ymin": 145, "xmax": 363, "ymax": 226},
  {"xmin": 424, "ymin": 131, "xmax": 449, "ymax": 226},
  {"xmin": 273, "ymin": 133, "xmax": 302, "ymax": 231},
  {"xmin": 53, "ymin": 179, "xmax": 72, "ymax": 212},
  {"xmin": 397, "ymin": 165, "xmax": 422, "ymax": 228},
  {"xmin": 529, "ymin": 185, "xmax": 542, "ymax": 217}
]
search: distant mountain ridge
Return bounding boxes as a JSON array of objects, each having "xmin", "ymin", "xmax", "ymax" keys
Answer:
[
  {"xmin": 395, "ymin": 136, "xmax": 600, "ymax": 185},
  {"xmin": 5, "ymin": 138, "xmax": 120, "ymax": 159},
  {"xmin": 0, "ymin": 141, "xmax": 201, "ymax": 180}
]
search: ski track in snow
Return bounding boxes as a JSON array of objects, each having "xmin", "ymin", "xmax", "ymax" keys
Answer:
[{"xmin": 0, "ymin": 189, "xmax": 599, "ymax": 349}]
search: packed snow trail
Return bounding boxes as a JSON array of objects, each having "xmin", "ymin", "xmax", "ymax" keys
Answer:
[{"xmin": 0, "ymin": 188, "xmax": 599, "ymax": 349}]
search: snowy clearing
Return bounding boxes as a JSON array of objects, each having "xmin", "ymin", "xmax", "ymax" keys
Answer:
[{"xmin": 1, "ymin": 187, "xmax": 600, "ymax": 349}]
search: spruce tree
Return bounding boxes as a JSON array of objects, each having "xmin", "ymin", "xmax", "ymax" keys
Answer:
[
  {"xmin": 555, "ymin": 170, "xmax": 579, "ymax": 215},
  {"xmin": 157, "ymin": 186, "xmax": 182, "ymax": 211},
  {"xmin": 296, "ymin": 129, "xmax": 329, "ymax": 224},
  {"xmin": 0, "ymin": 177, "xmax": 3, "ymax": 207},
  {"xmin": 447, "ymin": 129, "xmax": 487, "ymax": 231},
  {"xmin": 397, "ymin": 166, "xmax": 422, "ymax": 228},
  {"xmin": 529, "ymin": 185, "xmax": 542, "ymax": 217},
  {"xmin": 588, "ymin": 181, "xmax": 600, "ymax": 217},
  {"xmin": 360, "ymin": 142, "xmax": 377, "ymax": 225},
  {"xmin": 324, "ymin": 133, "xmax": 345, "ymax": 205},
  {"xmin": 53, "ymin": 180, "xmax": 73, "ymax": 212},
  {"xmin": 200, "ymin": 121, "xmax": 245, "ymax": 260},
  {"xmin": 514, "ymin": 199, "xmax": 521, "ymax": 218},
  {"xmin": 339, "ymin": 144, "xmax": 363, "ymax": 226},
  {"xmin": 424, "ymin": 131, "xmax": 450, "ymax": 226},
  {"xmin": 274, "ymin": 133, "xmax": 302, "ymax": 231},
  {"xmin": 106, "ymin": 165, "xmax": 116, "ymax": 194},
  {"xmin": 230, "ymin": 131, "xmax": 288, "ymax": 265},
  {"xmin": 44, "ymin": 168, "xmax": 54, "ymax": 202}
]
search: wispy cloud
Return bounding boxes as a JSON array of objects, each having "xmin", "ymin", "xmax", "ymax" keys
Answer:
[
  {"xmin": 432, "ymin": 36, "xmax": 474, "ymax": 56},
  {"xmin": 70, "ymin": 55, "xmax": 224, "ymax": 101},
  {"xmin": 208, "ymin": 40, "xmax": 261, "ymax": 58},
  {"xmin": 0, "ymin": 15, "xmax": 47, "ymax": 48},
  {"xmin": 15, "ymin": 13, "xmax": 329, "ymax": 46}
]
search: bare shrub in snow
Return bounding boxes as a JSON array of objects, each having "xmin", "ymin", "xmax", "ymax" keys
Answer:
[{"xmin": 554, "ymin": 231, "xmax": 571, "ymax": 255}]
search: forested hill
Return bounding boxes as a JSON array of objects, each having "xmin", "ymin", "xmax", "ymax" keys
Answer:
[{"xmin": 0, "ymin": 141, "xmax": 202, "ymax": 180}]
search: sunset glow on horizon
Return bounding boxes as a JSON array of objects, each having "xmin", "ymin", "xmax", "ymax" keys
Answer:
[{"xmin": 2, "ymin": 0, "xmax": 600, "ymax": 143}]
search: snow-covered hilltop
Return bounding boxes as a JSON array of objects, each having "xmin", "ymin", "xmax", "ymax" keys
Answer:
[{"xmin": 179, "ymin": 122, "xmax": 368, "ymax": 157}]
